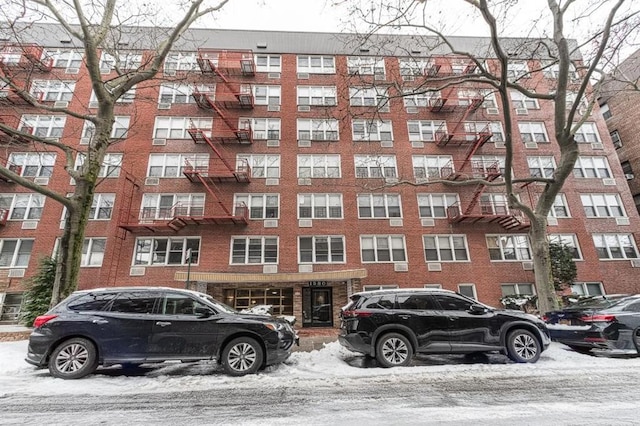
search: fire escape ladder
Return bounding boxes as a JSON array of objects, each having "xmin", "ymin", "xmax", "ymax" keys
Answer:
[
  {"xmin": 190, "ymin": 172, "xmax": 234, "ymax": 217},
  {"xmin": 464, "ymin": 183, "xmax": 488, "ymax": 214},
  {"xmin": 110, "ymin": 172, "xmax": 138, "ymax": 285},
  {"xmin": 187, "ymin": 126, "xmax": 235, "ymax": 174}
]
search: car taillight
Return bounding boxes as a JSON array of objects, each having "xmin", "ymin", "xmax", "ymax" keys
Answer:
[
  {"xmin": 541, "ymin": 315, "xmax": 549, "ymax": 322},
  {"xmin": 580, "ymin": 314, "xmax": 617, "ymax": 323},
  {"xmin": 33, "ymin": 314, "xmax": 58, "ymax": 328},
  {"xmin": 341, "ymin": 310, "xmax": 373, "ymax": 319}
]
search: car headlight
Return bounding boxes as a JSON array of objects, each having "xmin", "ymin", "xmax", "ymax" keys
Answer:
[{"xmin": 264, "ymin": 322, "xmax": 284, "ymax": 332}]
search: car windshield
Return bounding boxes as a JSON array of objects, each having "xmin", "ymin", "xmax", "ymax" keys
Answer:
[{"xmin": 569, "ymin": 295, "xmax": 629, "ymax": 309}]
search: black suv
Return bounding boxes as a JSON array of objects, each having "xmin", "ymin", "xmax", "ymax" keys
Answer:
[
  {"xmin": 339, "ymin": 289, "xmax": 550, "ymax": 367},
  {"xmin": 25, "ymin": 287, "xmax": 297, "ymax": 379}
]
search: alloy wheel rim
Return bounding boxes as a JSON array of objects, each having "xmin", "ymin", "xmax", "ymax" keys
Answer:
[
  {"xmin": 55, "ymin": 343, "xmax": 89, "ymax": 373},
  {"xmin": 228, "ymin": 343, "xmax": 257, "ymax": 371},
  {"xmin": 513, "ymin": 334, "xmax": 537, "ymax": 360},
  {"xmin": 382, "ymin": 337, "xmax": 409, "ymax": 365}
]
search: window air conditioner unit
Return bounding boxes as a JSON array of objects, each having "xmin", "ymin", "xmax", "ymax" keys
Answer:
[
  {"xmin": 152, "ymin": 138, "xmax": 166, "ymax": 146},
  {"xmin": 631, "ymin": 259, "xmax": 640, "ymax": 268},
  {"xmin": 394, "ymin": 262, "xmax": 409, "ymax": 272},
  {"xmin": 54, "ymin": 101, "xmax": 69, "ymax": 108},
  {"xmin": 129, "ymin": 267, "xmax": 146, "ymax": 276},
  {"xmin": 80, "ymin": 137, "xmax": 91, "ymax": 145},
  {"xmin": 602, "ymin": 178, "xmax": 616, "ymax": 186},
  {"xmin": 625, "ymin": 173, "xmax": 635, "ymax": 180},
  {"xmin": 522, "ymin": 261, "xmax": 534, "ymax": 270},
  {"xmin": 267, "ymin": 105, "xmax": 280, "ymax": 112},
  {"xmin": 405, "ymin": 107, "xmax": 418, "ymax": 114},
  {"xmin": 616, "ymin": 217, "xmax": 630, "ymax": 226},
  {"xmin": 268, "ymin": 72, "xmax": 280, "ymax": 79},
  {"xmin": 8, "ymin": 269, "xmax": 25, "ymax": 278},
  {"xmin": 427, "ymin": 262, "xmax": 442, "ymax": 272},
  {"xmin": 298, "ymin": 178, "xmax": 312, "ymax": 186},
  {"xmin": 380, "ymin": 141, "xmax": 394, "ymax": 148},
  {"xmin": 33, "ymin": 177, "xmax": 49, "ymax": 185},
  {"xmin": 389, "ymin": 219, "xmax": 403, "ymax": 227},
  {"xmin": 402, "ymin": 75, "xmax": 415, "ymax": 81},
  {"xmin": 263, "ymin": 219, "xmax": 278, "ymax": 228},
  {"xmin": 421, "ymin": 218, "xmax": 435, "ymax": 227},
  {"xmin": 266, "ymin": 139, "xmax": 280, "ymax": 147},
  {"xmin": 88, "ymin": 101, "xmax": 99, "ymax": 109},
  {"xmin": 524, "ymin": 142, "xmax": 538, "ymax": 149},
  {"xmin": 158, "ymin": 103, "xmax": 171, "ymax": 110},
  {"xmin": 411, "ymin": 141, "xmax": 425, "ymax": 149},
  {"xmin": 164, "ymin": 69, "xmax": 177, "ymax": 76},
  {"xmin": 99, "ymin": 67, "xmax": 111, "ymax": 74},
  {"xmin": 66, "ymin": 67, "xmax": 80, "ymax": 74},
  {"xmin": 297, "ymin": 73, "xmax": 309, "ymax": 79},
  {"xmin": 485, "ymin": 108, "xmax": 499, "ymax": 114},
  {"xmin": 298, "ymin": 264, "xmax": 313, "ymax": 273},
  {"xmin": 298, "ymin": 105, "xmax": 311, "ymax": 112},
  {"xmin": 515, "ymin": 108, "xmax": 528, "ymax": 115},
  {"xmin": 546, "ymin": 217, "xmax": 558, "ymax": 226},
  {"xmin": 298, "ymin": 219, "xmax": 312, "ymax": 228},
  {"xmin": 591, "ymin": 143, "xmax": 604, "ymax": 150},
  {"xmin": 21, "ymin": 221, "xmax": 38, "ymax": 230},
  {"xmin": 263, "ymin": 264, "xmax": 278, "ymax": 274},
  {"xmin": 145, "ymin": 177, "xmax": 160, "ymax": 186},
  {"xmin": 494, "ymin": 141, "xmax": 506, "ymax": 149},
  {"xmin": 265, "ymin": 178, "xmax": 279, "ymax": 186},
  {"xmin": 374, "ymin": 73, "xmax": 385, "ymax": 81},
  {"xmin": 298, "ymin": 139, "xmax": 311, "ymax": 148}
]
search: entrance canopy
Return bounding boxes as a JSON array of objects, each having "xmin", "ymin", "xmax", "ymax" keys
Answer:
[{"xmin": 174, "ymin": 269, "xmax": 367, "ymax": 283}]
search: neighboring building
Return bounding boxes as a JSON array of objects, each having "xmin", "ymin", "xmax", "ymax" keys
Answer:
[
  {"xmin": 598, "ymin": 48, "xmax": 640, "ymax": 213},
  {"xmin": 1, "ymin": 24, "xmax": 639, "ymax": 326}
]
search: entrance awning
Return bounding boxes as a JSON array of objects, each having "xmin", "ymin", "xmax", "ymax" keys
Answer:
[{"xmin": 174, "ymin": 268, "xmax": 367, "ymax": 283}]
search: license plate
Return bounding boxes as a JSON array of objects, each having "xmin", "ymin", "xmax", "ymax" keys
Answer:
[{"xmin": 559, "ymin": 319, "xmax": 571, "ymax": 325}]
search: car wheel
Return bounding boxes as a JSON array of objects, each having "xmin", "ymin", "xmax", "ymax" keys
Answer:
[
  {"xmin": 48, "ymin": 337, "xmax": 98, "ymax": 379},
  {"xmin": 375, "ymin": 333, "xmax": 413, "ymax": 368},
  {"xmin": 506, "ymin": 329, "xmax": 541, "ymax": 363},
  {"xmin": 221, "ymin": 337, "xmax": 263, "ymax": 376}
]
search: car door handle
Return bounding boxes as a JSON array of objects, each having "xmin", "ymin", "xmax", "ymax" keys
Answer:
[
  {"xmin": 448, "ymin": 317, "xmax": 457, "ymax": 321},
  {"xmin": 92, "ymin": 319, "xmax": 108, "ymax": 324},
  {"xmin": 155, "ymin": 321, "xmax": 172, "ymax": 327},
  {"xmin": 398, "ymin": 315, "xmax": 411, "ymax": 319}
]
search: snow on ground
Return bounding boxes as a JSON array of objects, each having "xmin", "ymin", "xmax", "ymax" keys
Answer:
[{"xmin": 2, "ymin": 338, "xmax": 640, "ymax": 397}]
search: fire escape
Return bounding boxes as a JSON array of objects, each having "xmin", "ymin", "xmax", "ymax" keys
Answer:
[{"xmin": 426, "ymin": 57, "xmax": 529, "ymax": 231}]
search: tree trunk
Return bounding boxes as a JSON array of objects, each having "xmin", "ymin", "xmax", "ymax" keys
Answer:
[{"xmin": 529, "ymin": 215, "xmax": 560, "ymax": 315}]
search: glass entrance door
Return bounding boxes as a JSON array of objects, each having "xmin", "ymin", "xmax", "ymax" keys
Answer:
[{"xmin": 302, "ymin": 287, "xmax": 333, "ymax": 327}]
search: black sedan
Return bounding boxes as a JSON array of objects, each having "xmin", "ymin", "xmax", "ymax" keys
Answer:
[{"xmin": 543, "ymin": 294, "xmax": 640, "ymax": 356}]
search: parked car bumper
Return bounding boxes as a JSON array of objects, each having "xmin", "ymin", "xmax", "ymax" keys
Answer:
[
  {"xmin": 25, "ymin": 330, "xmax": 52, "ymax": 367},
  {"xmin": 264, "ymin": 331, "xmax": 297, "ymax": 366},
  {"xmin": 547, "ymin": 324, "xmax": 638, "ymax": 355},
  {"xmin": 338, "ymin": 331, "xmax": 372, "ymax": 356}
]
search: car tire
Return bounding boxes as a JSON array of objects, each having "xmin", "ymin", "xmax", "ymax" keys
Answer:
[
  {"xmin": 48, "ymin": 337, "xmax": 98, "ymax": 379},
  {"xmin": 221, "ymin": 337, "xmax": 263, "ymax": 376},
  {"xmin": 375, "ymin": 333, "xmax": 413, "ymax": 368},
  {"xmin": 506, "ymin": 329, "xmax": 541, "ymax": 363}
]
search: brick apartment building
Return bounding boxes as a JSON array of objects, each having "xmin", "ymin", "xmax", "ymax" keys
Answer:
[
  {"xmin": 598, "ymin": 48, "xmax": 640, "ymax": 213},
  {"xmin": 1, "ymin": 24, "xmax": 639, "ymax": 326}
]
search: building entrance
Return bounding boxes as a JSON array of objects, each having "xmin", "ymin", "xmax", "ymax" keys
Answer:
[{"xmin": 302, "ymin": 287, "xmax": 333, "ymax": 327}]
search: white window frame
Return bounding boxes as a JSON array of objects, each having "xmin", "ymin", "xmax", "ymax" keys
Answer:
[
  {"xmin": 573, "ymin": 156, "xmax": 612, "ymax": 179},
  {"xmin": 581, "ymin": 194, "xmax": 626, "ymax": 218},
  {"xmin": 154, "ymin": 117, "xmax": 212, "ymax": 139},
  {"xmin": 45, "ymin": 49, "xmax": 83, "ymax": 71},
  {"xmin": 458, "ymin": 284, "xmax": 477, "ymax": 299},
  {"xmin": 133, "ymin": 237, "xmax": 201, "ymax": 266},
  {"xmin": 230, "ymin": 236, "xmax": 279, "ymax": 264},
  {"xmin": 355, "ymin": 155, "xmax": 397, "ymax": 179},
  {"xmin": 0, "ymin": 193, "xmax": 45, "ymax": 221},
  {"xmin": 610, "ymin": 130, "xmax": 622, "ymax": 149},
  {"xmin": 248, "ymin": 118, "xmax": 281, "ymax": 140},
  {"xmin": 487, "ymin": 234, "xmax": 532, "ymax": 261},
  {"xmin": 8, "ymin": 152, "xmax": 56, "ymax": 177},
  {"xmin": 412, "ymin": 155, "xmax": 453, "ymax": 180},
  {"xmin": 458, "ymin": 89, "xmax": 497, "ymax": 109},
  {"xmin": 297, "ymin": 193, "xmax": 343, "ymax": 219},
  {"xmin": 30, "ymin": 80, "xmax": 76, "ymax": 102},
  {"xmin": 82, "ymin": 116, "xmax": 130, "ymax": 139},
  {"xmin": 549, "ymin": 233, "xmax": 583, "ymax": 260},
  {"xmin": 424, "ymin": 235, "xmax": 470, "ymax": 262},
  {"xmin": 158, "ymin": 83, "xmax": 199, "ymax": 104},
  {"xmin": 297, "ymin": 86, "xmax": 337, "ymax": 106},
  {"xmin": 147, "ymin": 153, "xmax": 209, "ymax": 178},
  {"xmin": 234, "ymin": 194, "xmax": 279, "ymax": 220},
  {"xmin": 518, "ymin": 122, "xmax": 549, "ymax": 142},
  {"xmin": 417, "ymin": 193, "xmax": 459, "ymax": 218},
  {"xmin": 593, "ymin": 234, "xmax": 639, "ymax": 260},
  {"xmin": 574, "ymin": 122, "xmax": 601, "ymax": 143},
  {"xmin": 510, "ymin": 90, "xmax": 538, "ymax": 110},
  {"xmin": 81, "ymin": 238, "xmax": 106, "ymax": 267},
  {"xmin": 297, "ymin": 55, "xmax": 336, "ymax": 74},
  {"xmin": 89, "ymin": 87, "xmax": 136, "ymax": 104},
  {"xmin": 0, "ymin": 239, "xmax": 33, "ymax": 268},
  {"xmin": 141, "ymin": 193, "xmax": 205, "ymax": 219},
  {"xmin": 299, "ymin": 236, "xmax": 346, "ymax": 264},
  {"xmin": 99, "ymin": 51, "xmax": 142, "ymax": 72},
  {"xmin": 255, "ymin": 54, "xmax": 281, "ymax": 73},
  {"xmin": 238, "ymin": 154, "xmax": 281, "ymax": 178},
  {"xmin": 89, "ymin": 194, "xmax": 115, "ymax": 220},
  {"xmin": 360, "ymin": 235, "xmax": 407, "ymax": 263},
  {"xmin": 471, "ymin": 155, "xmax": 507, "ymax": 175},
  {"xmin": 549, "ymin": 194, "xmax": 571, "ymax": 218},
  {"xmin": 253, "ymin": 85, "xmax": 281, "ymax": 105},
  {"xmin": 298, "ymin": 119, "xmax": 339, "ymax": 141},
  {"xmin": 164, "ymin": 52, "xmax": 198, "ymax": 72},
  {"xmin": 403, "ymin": 90, "xmax": 437, "ymax": 108},
  {"xmin": 352, "ymin": 119, "xmax": 393, "ymax": 142},
  {"xmin": 398, "ymin": 57, "xmax": 431, "ymax": 76},
  {"xmin": 357, "ymin": 194, "xmax": 402, "ymax": 219},
  {"xmin": 347, "ymin": 56, "xmax": 385, "ymax": 77},
  {"xmin": 507, "ymin": 61, "xmax": 529, "ymax": 79},
  {"xmin": 407, "ymin": 120, "xmax": 446, "ymax": 142},
  {"xmin": 571, "ymin": 282, "xmax": 604, "ymax": 296},
  {"xmin": 297, "ymin": 155, "xmax": 341, "ymax": 178},
  {"xmin": 75, "ymin": 153, "xmax": 122, "ymax": 178},
  {"xmin": 349, "ymin": 86, "xmax": 389, "ymax": 108},
  {"xmin": 527, "ymin": 156, "xmax": 557, "ymax": 178},
  {"xmin": 364, "ymin": 284, "xmax": 399, "ymax": 291},
  {"xmin": 19, "ymin": 114, "xmax": 66, "ymax": 138},
  {"xmin": 501, "ymin": 283, "xmax": 535, "ymax": 296}
]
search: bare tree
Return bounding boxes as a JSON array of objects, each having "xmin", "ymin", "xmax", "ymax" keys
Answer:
[
  {"xmin": 336, "ymin": 0, "xmax": 640, "ymax": 313},
  {"xmin": 0, "ymin": 0, "xmax": 230, "ymax": 306}
]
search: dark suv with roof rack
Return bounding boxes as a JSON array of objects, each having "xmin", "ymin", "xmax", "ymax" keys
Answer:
[
  {"xmin": 25, "ymin": 287, "xmax": 297, "ymax": 379},
  {"xmin": 339, "ymin": 288, "xmax": 550, "ymax": 367}
]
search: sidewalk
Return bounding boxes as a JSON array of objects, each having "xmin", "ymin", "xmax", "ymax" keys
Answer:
[{"xmin": 0, "ymin": 324, "xmax": 339, "ymax": 351}]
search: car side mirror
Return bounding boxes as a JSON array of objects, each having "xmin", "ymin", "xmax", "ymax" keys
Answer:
[
  {"xmin": 469, "ymin": 304, "xmax": 488, "ymax": 315},
  {"xmin": 195, "ymin": 307, "xmax": 214, "ymax": 318}
]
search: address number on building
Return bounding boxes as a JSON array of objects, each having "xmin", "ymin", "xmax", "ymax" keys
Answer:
[{"xmin": 308, "ymin": 281, "xmax": 328, "ymax": 287}]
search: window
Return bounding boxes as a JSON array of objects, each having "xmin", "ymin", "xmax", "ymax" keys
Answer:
[
  {"xmin": 458, "ymin": 284, "xmax": 477, "ymax": 300},
  {"xmin": 30, "ymin": 80, "xmax": 75, "ymax": 102},
  {"xmin": 298, "ymin": 119, "xmax": 339, "ymax": 141},
  {"xmin": 542, "ymin": 60, "xmax": 579, "ymax": 80},
  {"xmin": 8, "ymin": 152, "xmax": 56, "ymax": 177},
  {"xmin": 352, "ymin": 119, "xmax": 393, "ymax": 141},
  {"xmin": 298, "ymin": 193, "xmax": 343, "ymax": 219},
  {"xmin": 89, "ymin": 87, "xmax": 136, "ymax": 105},
  {"xmin": 573, "ymin": 156, "xmax": 612, "ymax": 179},
  {"xmin": 349, "ymin": 87, "xmax": 388, "ymax": 108},
  {"xmin": 255, "ymin": 54, "xmax": 281, "ymax": 72},
  {"xmin": 75, "ymin": 153, "xmax": 122, "ymax": 178},
  {"xmin": 581, "ymin": 194, "xmax": 625, "ymax": 218},
  {"xmin": 403, "ymin": 89, "xmax": 437, "ymax": 107},
  {"xmin": 234, "ymin": 194, "xmax": 279, "ymax": 219},
  {"xmin": 471, "ymin": 155, "xmax": 507, "ymax": 175},
  {"xmin": 528, "ymin": 156, "xmax": 556, "ymax": 177},
  {"xmin": 423, "ymin": 235, "xmax": 469, "ymax": 262},
  {"xmin": 238, "ymin": 154, "xmax": 280, "ymax": 178},
  {"xmin": 231, "ymin": 236, "xmax": 278, "ymax": 264},
  {"xmin": 154, "ymin": 117, "xmax": 212, "ymax": 139},
  {"xmin": 82, "ymin": 116, "xmax": 130, "ymax": 139},
  {"xmin": 159, "ymin": 83, "xmax": 199, "ymax": 104},
  {"xmin": 487, "ymin": 234, "xmax": 531, "ymax": 261},
  {"xmin": 360, "ymin": 235, "xmax": 406, "ymax": 263},
  {"xmin": 67, "ymin": 292, "xmax": 117, "ymax": 311},
  {"xmin": 110, "ymin": 291, "xmax": 161, "ymax": 314},
  {"xmin": 246, "ymin": 118, "xmax": 281, "ymax": 140},
  {"xmin": 89, "ymin": 194, "xmax": 115, "ymax": 220},
  {"xmin": 81, "ymin": 238, "xmax": 106, "ymax": 267},
  {"xmin": 600, "ymin": 103, "xmax": 612, "ymax": 120},
  {"xmin": 99, "ymin": 52, "xmax": 142, "ymax": 72},
  {"xmin": 434, "ymin": 294, "xmax": 474, "ymax": 311},
  {"xmin": 0, "ymin": 194, "xmax": 45, "ymax": 220},
  {"xmin": 299, "ymin": 236, "xmax": 345, "ymax": 263},
  {"xmin": 574, "ymin": 122, "xmax": 600, "ymax": 143},
  {"xmin": 506, "ymin": 61, "xmax": 529, "ymax": 79},
  {"xmin": 363, "ymin": 284, "xmax": 398, "ymax": 291},
  {"xmin": 412, "ymin": 155, "xmax": 453, "ymax": 179},
  {"xmin": 0, "ymin": 239, "xmax": 33, "ymax": 267},
  {"xmin": 463, "ymin": 121, "xmax": 504, "ymax": 142},
  {"xmin": 45, "ymin": 49, "xmax": 83, "ymax": 71},
  {"xmin": 407, "ymin": 120, "xmax": 446, "ymax": 142},
  {"xmin": 347, "ymin": 56, "xmax": 385, "ymax": 77},
  {"xmin": 479, "ymin": 193, "xmax": 510, "ymax": 215},
  {"xmin": 398, "ymin": 293, "xmax": 438, "ymax": 310},
  {"xmin": 458, "ymin": 89, "xmax": 497, "ymax": 109},
  {"xmin": 549, "ymin": 234, "xmax": 583, "ymax": 260},
  {"xmin": 141, "ymin": 193, "xmax": 205, "ymax": 219},
  {"xmin": 297, "ymin": 55, "xmax": 335, "ymax": 74},
  {"xmin": 610, "ymin": 130, "xmax": 622, "ymax": 149},
  {"xmin": 424, "ymin": 284, "xmax": 442, "ymax": 289},
  {"xmin": 297, "ymin": 155, "xmax": 340, "ymax": 178},
  {"xmin": 357, "ymin": 194, "xmax": 402, "ymax": 218},
  {"xmin": 253, "ymin": 85, "xmax": 281, "ymax": 105},
  {"xmin": 518, "ymin": 122, "xmax": 548, "ymax": 142},
  {"xmin": 19, "ymin": 114, "xmax": 66, "ymax": 138},
  {"xmin": 134, "ymin": 237, "xmax": 200, "ymax": 266},
  {"xmin": 593, "ymin": 234, "xmax": 639, "ymax": 259},
  {"xmin": 549, "ymin": 194, "xmax": 570, "ymax": 218},
  {"xmin": 162, "ymin": 293, "xmax": 210, "ymax": 316},
  {"xmin": 224, "ymin": 288, "xmax": 293, "ymax": 316},
  {"xmin": 417, "ymin": 193, "xmax": 458, "ymax": 218},
  {"xmin": 398, "ymin": 57, "xmax": 432, "ymax": 76},
  {"xmin": 501, "ymin": 283, "xmax": 534, "ymax": 296},
  {"xmin": 571, "ymin": 282, "xmax": 604, "ymax": 296},
  {"xmin": 622, "ymin": 161, "xmax": 634, "ymax": 180},
  {"xmin": 355, "ymin": 155, "xmax": 397, "ymax": 178},
  {"xmin": 164, "ymin": 52, "xmax": 198, "ymax": 72},
  {"xmin": 510, "ymin": 90, "xmax": 538, "ymax": 110},
  {"xmin": 148, "ymin": 153, "xmax": 209, "ymax": 178},
  {"xmin": 297, "ymin": 86, "xmax": 337, "ymax": 106}
]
